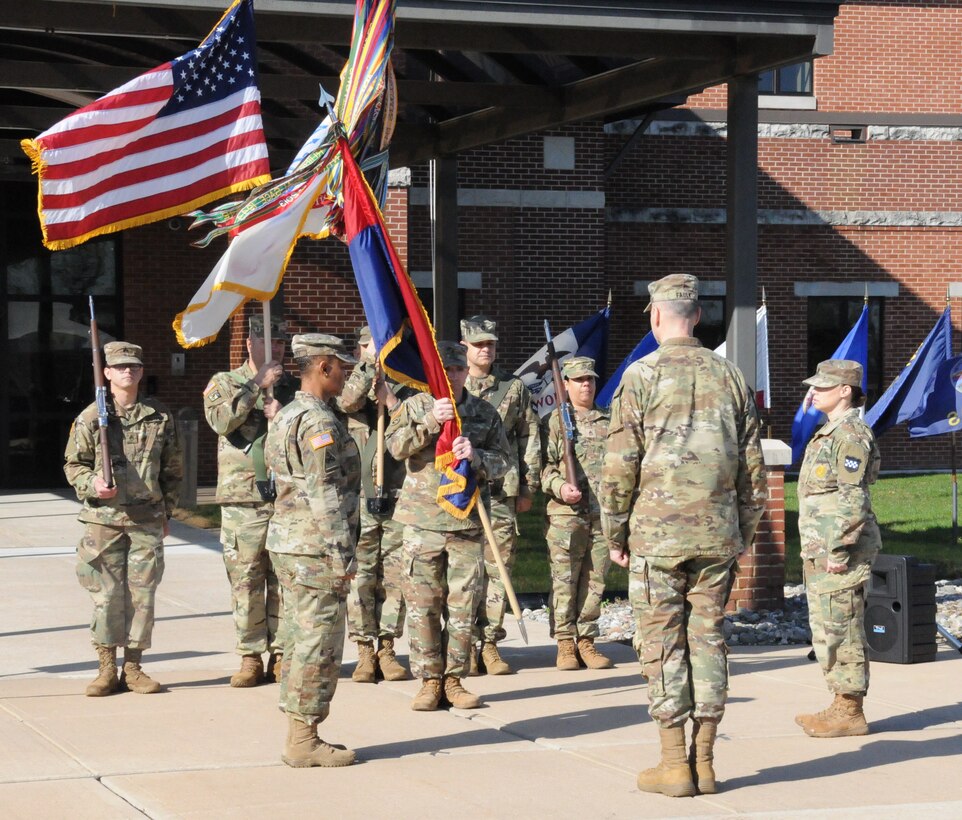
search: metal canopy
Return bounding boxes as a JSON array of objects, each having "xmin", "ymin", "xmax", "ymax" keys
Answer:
[{"xmin": 0, "ymin": 0, "xmax": 840, "ymax": 174}]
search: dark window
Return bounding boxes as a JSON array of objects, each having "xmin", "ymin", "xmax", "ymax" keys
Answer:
[
  {"xmin": 759, "ymin": 61, "xmax": 813, "ymax": 96},
  {"xmin": 807, "ymin": 296, "xmax": 884, "ymax": 406},
  {"xmin": 413, "ymin": 285, "xmax": 467, "ymax": 328},
  {"xmin": 694, "ymin": 296, "xmax": 726, "ymax": 352}
]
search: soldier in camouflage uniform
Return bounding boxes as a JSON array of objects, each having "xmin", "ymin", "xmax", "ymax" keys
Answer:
[
  {"xmin": 541, "ymin": 356, "xmax": 614, "ymax": 671},
  {"xmin": 336, "ymin": 325, "xmax": 412, "ymax": 683},
  {"xmin": 600, "ymin": 275, "xmax": 767, "ymax": 798},
  {"xmin": 204, "ymin": 316, "xmax": 297, "ymax": 688},
  {"xmin": 265, "ymin": 334, "xmax": 360, "ymax": 768},
  {"xmin": 462, "ymin": 316, "xmax": 541, "ymax": 676},
  {"xmin": 64, "ymin": 342, "xmax": 182, "ymax": 697},
  {"xmin": 386, "ymin": 341, "xmax": 510, "ymax": 711},
  {"xmin": 795, "ymin": 359, "xmax": 881, "ymax": 739}
]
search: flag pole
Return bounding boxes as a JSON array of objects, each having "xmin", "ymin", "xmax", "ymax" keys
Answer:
[
  {"xmin": 262, "ymin": 301, "xmax": 274, "ymax": 401},
  {"xmin": 476, "ymin": 500, "xmax": 528, "ymax": 644},
  {"xmin": 952, "ymin": 432, "xmax": 958, "ymax": 544}
]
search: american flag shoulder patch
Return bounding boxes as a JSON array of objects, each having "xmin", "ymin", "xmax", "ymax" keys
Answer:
[
  {"xmin": 310, "ymin": 430, "xmax": 335, "ymax": 450},
  {"xmin": 203, "ymin": 381, "xmax": 217, "ymax": 396}
]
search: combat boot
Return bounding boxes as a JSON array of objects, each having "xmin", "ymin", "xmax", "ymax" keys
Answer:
[
  {"xmin": 443, "ymin": 675, "xmax": 482, "ymax": 709},
  {"xmin": 265, "ymin": 653, "xmax": 283, "ymax": 685},
  {"xmin": 467, "ymin": 644, "xmax": 482, "ymax": 677},
  {"xmin": 86, "ymin": 645, "xmax": 119, "ymax": 697},
  {"xmin": 689, "ymin": 718, "xmax": 718, "ymax": 794},
  {"xmin": 804, "ymin": 694, "xmax": 869, "ymax": 738},
  {"xmin": 230, "ymin": 654, "xmax": 264, "ymax": 688},
  {"xmin": 795, "ymin": 694, "xmax": 842, "ymax": 732},
  {"xmin": 377, "ymin": 638, "xmax": 410, "ymax": 681},
  {"xmin": 352, "ymin": 641, "xmax": 377, "ymax": 683},
  {"xmin": 577, "ymin": 637, "xmax": 614, "ymax": 669},
  {"xmin": 120, "ymin": 648, "xmax": 161, "ymax": 694},
  {"xmin": 556, "ymin": 639, "xmax": 580, "ymax": 671},
  {"xmin": 411, "ymin": 678, "xmax": 442, "ymax": 711},
  {"xmin": 636, "ymin": 725, "xmax": 696, "ymax": 798},
  {"xmin": 281, "ymin": 714, "xmax": 356, "ymax": 768},
  {"xmin": 481, "ymin": 642, "xmax": 512, "ymax": 675}
]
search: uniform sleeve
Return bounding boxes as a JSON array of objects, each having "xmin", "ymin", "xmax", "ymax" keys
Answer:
[
  {"xmin": 830, "ymin": 437, "xmax": 874, "ymax": 564},
  {"xmin": 336, "ymin": 362, "xmax": 375, "ymax": 414},
  {"xmin": 63, "ymin": 414, "xmax": 98, "ymax": 501},
  {"xmin": 540, "ymin": 414, "xmax": 567, "ymax": 501},
  {"xmin": 736, "ymin": 382, "xmax": 768, "ymax": 550},
  {"xmin": 473, "ymin": 411, "xmax": 510, "ymax": 483},
  {"xmin": 203, "ymin": 372, "xmax": 260, "ymax": 436},
  {"xmin": 298, "ymin": 416, "xmax": 357, "ymax": 578},
  {"xmin": 599, "ymin": 375, "xmax": 645, "ymax": 551},
  {"xmin": 517, "ymin": 385, "xmax": 542, "ymax": 496},
  {"xmin": 385, "ymin": 395, "xmax": 440, "ymax": 461},
  {"xmin": 159, "ymin": 411, "xmax": 183, "ymax": 518}
]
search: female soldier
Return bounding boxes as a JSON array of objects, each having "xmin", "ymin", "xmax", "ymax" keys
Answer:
[{"xmin": 796, "ymin": 359, "xmax": 881, "ymax": 738}]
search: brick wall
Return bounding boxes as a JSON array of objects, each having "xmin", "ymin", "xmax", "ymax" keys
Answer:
[{"xmin": 729, "ymin": 467, "xmax": 786, "ymax": 612}]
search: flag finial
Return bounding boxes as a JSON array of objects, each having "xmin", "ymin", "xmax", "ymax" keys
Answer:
[
  {"xmin": 864, "ymin": 282, "xmax": 869, "ymax": 305},
  {"xmin": 762, "ymin": 286, "xmax": 767, "ymax": 306}
]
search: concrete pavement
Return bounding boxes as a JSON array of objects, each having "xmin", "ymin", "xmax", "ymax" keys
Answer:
[{"xmin": 2, "ymin": 490, "xmax": 961, "ymax": 819}]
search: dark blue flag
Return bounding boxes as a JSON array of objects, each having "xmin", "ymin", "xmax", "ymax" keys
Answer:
[
  {"xmin": 866, "ymin": 307, "xmax": 952, "ymax": 437},
  {"xmin": 907, "ymin": 355, "xmax": 962, "ymax": 437},
  {"xmin": 596, "ymin": 331, "xmax": 658, "ymax": 408},
  {"xmin": 791, "ymin": 305, "xmax": 869, "ymax": 464}
]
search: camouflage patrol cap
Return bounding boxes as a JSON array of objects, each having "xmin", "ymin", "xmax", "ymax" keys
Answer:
[
  {"xmin": 644, "ymin": 274, "xmax": 700, "ymax": 313},
  {"xmin": 562, "ymin": 356, "xmax": 598, "ymax": 380},
  {"xmin": 104, "ymin": 341, "xmax": 143, "ymax": 367},
  {"xmin": 357, "ymin": 325, "xmax": 372, "ymax": 345},
  {"xmin": 460, "ymin": 315, "xmax": 498, "ymax": 343},
  {"xmin": 803, "ymin": 359, "xmax": 863, "ymax": 389},
  {"xmin": 291, "ymin": 333, "xmax": 356, "ymax": 363},
  {"xmin": 248, "ymin": 315, "xmax": 287, "ymax": 338},
  {"xmin": 437, "ymin": 340, "xmax": 468, "ymax": 368}
]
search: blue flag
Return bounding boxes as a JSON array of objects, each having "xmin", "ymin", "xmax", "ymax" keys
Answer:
[
  {"xmin": 596, "ymin": 331, "xmax": 658, "ymax": 408},
  {"xmin": 907, "ymin": 355, "xmax": 962, "ymax": 437},
  {"xmin": 866, "ymin": 307, "xmax": 952, "ymax": 437},
  {"xmin": 791, "ymin": 305, "xmax": 869, "ymax": 463}
]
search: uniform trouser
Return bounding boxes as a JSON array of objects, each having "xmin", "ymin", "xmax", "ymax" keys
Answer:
[
  {"xmin": 631, "ymin": 553, "xmax": 736, "ymax": 728},
  {"xmin": 804, "ymin": 560, "xmax": 870, "ymax": 696},
  {"xmin": 474, "ymin": 496, "xmax": 516, "ymax": 644},
  {"xmin": 347, "ymin": 505, "xmax": 406, "ymax": 643},
  {"xmin": 220, "ymin": 503, "xmax": 284, "ymax": 655},
  {"xmin": 271, "ymin": 552, "xmax": 347, "ymax": 725},
  {"xmin": 75, "ymin": 521, "xmax": 165, "ymax": 650},
  {"xmin": 547, "ymin": 513, "xmax": 610, "ymax": 640},
  {"xmin": 401, "ymin": 525, "xmax": 483, "ymax": 680}
]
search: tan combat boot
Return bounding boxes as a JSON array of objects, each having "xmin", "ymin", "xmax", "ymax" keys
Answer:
[
  {"xmin": 577, "ymin": 637, "xmax": 614, "ymax": 669},
  {"xmin": 795, "ymin": 694, "xmax": 842, "ymax": 733},
  {"xmin": 281, "ymin": 714, "xmax": 356, "ymax": 768},
  {"xmin": 265, "ymin": 653, "xmax": 283, "ymax": 685},
  {"xmin": 443, "ymin": 675, "xmax": 482, "ymax": 709},
  {"xmin": 120, "ymin": 648, "xmax": 161, "ymax": 694},
  {"xmin": 230, "ymin": 654, "xmax": 264, "ymax": 688},
  {"xmin": 689, "ymin": 718, "xmax": 718, "ymax": 794},
  {"xmin": 481, "ymin": 642, "xmax": 511, "ymax": 675},
  {"xmin": 352, "ymin": 641, "xmax": 377, "ymax": 683},
  {"xmin": 467, "ymin": 644, "xmax": 481, "ymax": 677},
  {"xmin": 86, "ymin": 645, "xmax": 119, "ymax": 697},
  {"xmin": 377, "ymin": 638, "xmax": 410, "ymax": 681},
  {"xmin": 411, "ymin": 678, "xmax": 442, "ymax": 711},
  {"xmin": 556, "ymin": 639, "xmax": 580, "ymax": 671},
  {"xmin": 636, "ymin": 725, "xmax": 696, "ymax": 798},
  {"xmin": 803, "ymin": 694, "xmax": 869, "ymax": 738}
]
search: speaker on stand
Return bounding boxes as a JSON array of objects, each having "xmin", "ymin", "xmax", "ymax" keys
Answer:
[{"xmin": 864, "ymin": 554, "xmax": 937, "ymax": 664}]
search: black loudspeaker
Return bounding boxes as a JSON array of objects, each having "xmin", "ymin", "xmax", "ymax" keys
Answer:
[{"xmin": 865, "ymin": 554, "xmax": 937, "ymax": 664}]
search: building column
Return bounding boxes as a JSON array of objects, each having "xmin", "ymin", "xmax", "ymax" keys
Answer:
[
  {"xmin": 430, "ymin": 155, "xmax": 459, "ymax": 341},
  {"xmin": 725, "ymin": 74, "xmax": 758, "ymax": 389}
]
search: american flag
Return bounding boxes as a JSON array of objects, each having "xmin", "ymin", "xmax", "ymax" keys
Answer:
[{"xmin": 21, "ymin": 0, "xmax": 271, "ymax": 251}]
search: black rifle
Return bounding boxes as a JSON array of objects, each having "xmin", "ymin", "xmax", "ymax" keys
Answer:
[
  {"xmin": 544, "ymin": 320, "xmax": 578, "ymax": 487},
  {"xmin": 89, "ymin": 296, "xmax": 113, "ymax": 487}
]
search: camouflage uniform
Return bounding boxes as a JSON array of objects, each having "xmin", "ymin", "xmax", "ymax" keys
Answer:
[
  {"xmin": 464, "ymin": 363, "xmax": 541, "ymax": 646},
  {"xmin": 600, "ymin": 335, "xmax": 766, "ymax": 728},
  {"xmin": 204, "ymin": 360, "xmax": 296, "ymax": 657},
  {"xmin": 336, "ymin": 359, "xmax": 409, "ymax": 644},
  {"xmin": 65, "ymin": 395, "xmax": 182, "ymax": 650},
  {"xmin": 542, "ymin": 401, "xmax": 610, "ymax": 640},
  {"xmin": 386, "ymin": 389, "xmax": 509, "ymax": 679},
  {"xmin": 799, "ymin": 406, "xmax": 881, "ymax": 696},
  {"xmin": 266, "ymin": 386, "xmax": 360, "ymax": 724}
]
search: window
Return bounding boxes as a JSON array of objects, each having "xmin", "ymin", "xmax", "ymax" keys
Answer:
[
  {"xmin": 807, "ymin": 297, "xmax": 884, "ymax": 406},
  {"xmin": 694, "ymin": 296, "xmax": 726, "ymax": 352},
  {"xmin": 759, "ymin": 61, "xmax": 813, "ymax": 96}
]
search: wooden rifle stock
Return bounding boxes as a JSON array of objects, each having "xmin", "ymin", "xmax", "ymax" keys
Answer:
[
  {"xmin": 88, "ymin": 296, "xmax": 112, "ymax": 487},
  {"xmin": 544, "ymin": 321, "xmax": 578, "ymax": 487}
]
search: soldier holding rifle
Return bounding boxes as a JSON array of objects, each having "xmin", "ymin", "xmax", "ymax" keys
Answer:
[{"xmin": 65, "ymin": 302, "xmax": 182, "ymax": 697}]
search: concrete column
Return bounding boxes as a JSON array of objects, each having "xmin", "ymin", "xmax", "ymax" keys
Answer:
[{"xmin": 430, "ymin": 156, "xmax": 459, "ymax": 341}]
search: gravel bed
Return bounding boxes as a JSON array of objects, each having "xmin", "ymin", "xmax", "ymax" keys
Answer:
[{"xmin": 523, "ymin": 579, "xmax": 962, "ymax": 648}]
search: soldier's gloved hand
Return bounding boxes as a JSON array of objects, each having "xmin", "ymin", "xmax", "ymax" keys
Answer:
[
  {"xmin": 432, "ymin": 397, "xmax": 455, "ymax": 424},
  {"xmin": 560, "ymin": 482, "xmax": 582, "ymax": 504},
  {"xmin": 374, "ymin": 374, "xmax": 398, "ymax": 410},
  {"xmin": 263, "ymin": 398, "xmax": 282, "ymax": 420},
  {"xmin": 254, "ymin": 359, "xmax": 283, "ymax": 389},
  {"xmin": 93, "ymin": 476, "xmax": 117, "ymax": 499},
  {"xmin": 452, "ymin": 435, "xmax": 474, "ymax": 463},
  {"xmin": 609, "ymin": 545, "xmax": 629, "ymax": 568}
]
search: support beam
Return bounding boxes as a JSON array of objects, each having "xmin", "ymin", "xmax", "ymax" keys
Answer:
[
  {"xmin": 725, "ymin": 74, "xmax": 758, "ymax": 390},
  {"xmin": 430, "ymin": 155, "xmax": 459, "ymax": 342}
]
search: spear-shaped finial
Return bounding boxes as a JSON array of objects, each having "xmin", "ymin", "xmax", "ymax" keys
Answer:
[
  {"xmin": 762, "ymin": 286, "xmax": 767, "ymax": 306},
  {"xmin": 947, "ymin": 285, "xmax": 952, "ymax": 306},
  {"xmin": 607, "ymin": 289, "xmax": 612, "ymax": 309},
  {"xmin": 864, "ymin": 282, "xmax": 869, "ymax": 305}
]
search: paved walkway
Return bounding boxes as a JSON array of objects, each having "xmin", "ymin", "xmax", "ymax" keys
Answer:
[{"xmin": 2, "ymin": 490, "xmax": 961, "ymax": 819}]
